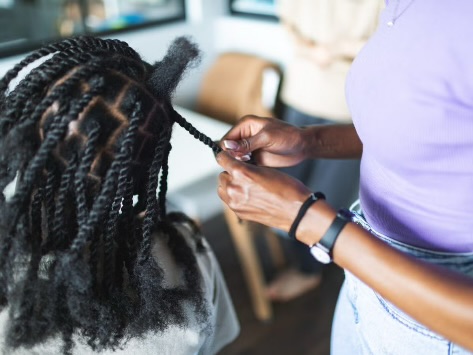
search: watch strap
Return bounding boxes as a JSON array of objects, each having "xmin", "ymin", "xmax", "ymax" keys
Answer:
[
  {"xmin": 319, "ymin": 214, "xmax": 348, "ymax": 254},
  {"xmin": 288, "ymin": 192, "xmax": 326, "ymax": 240},
  {"xmin": 314, "ymin": 211, "xmax": 350, "ymax": 261}
]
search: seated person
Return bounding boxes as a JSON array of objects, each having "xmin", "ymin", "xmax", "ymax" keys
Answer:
[{"xmin": 0, "ymin": 35, "xmax": 239, "ymax": 354}]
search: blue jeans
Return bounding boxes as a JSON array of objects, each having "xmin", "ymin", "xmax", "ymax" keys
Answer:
[{"xmin": 331, "ymin": 203, "xmax": 473, "ymax": 354}]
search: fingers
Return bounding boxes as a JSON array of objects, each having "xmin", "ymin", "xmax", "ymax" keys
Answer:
[
  {"xmin": 216, "ymin": 151, "xmax": 255, "ymax": 205},
  {"xmin": 222, "ymin": 137, "xmax": 250, "ymax": 151},
  {"xmin": 217, "ymin": 159, "xmax": 244, "ymax": 211},
  {"xmin": 220, "ymin": 115, "xmax": 267, "ymax": 154},
  {"xmin": 222, "ymin": 132, "xmax": 269, "ymax": 156},
  {"xmin": 221, "ymin": 139, "xmax": 253, "ymax": 159},
  {"xmin": 221, "ymin": 136, "xmax": 252, "ymax": 154},
  {"xmin": 217, "ymin": 170, "xmax": 231, "ymax": 204},
  {"xmin": 215, "ymin": 150, "xmax": 242, "ymax": 172},
  {"xmin": 221, "ymin": 114, "xmax": 261, "ymax": 139},
  {"xmin": 217, "ymin": 156, "xmax": 253, "ymax": 217}
]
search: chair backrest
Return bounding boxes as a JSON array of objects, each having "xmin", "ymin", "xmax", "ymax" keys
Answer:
[{"xmin": 196, "ymin": 52, "xmax": 282, "ymax": 124}]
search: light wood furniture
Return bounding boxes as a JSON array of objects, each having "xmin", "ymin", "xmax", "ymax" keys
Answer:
[
  {"xmin": 197, "ymin": 51, "xmax": 281, "ymax": 123},
  {"xmin": 197, "ymin": 52, "xmax": 285, "ymax": 321},
  {"xmin": 223, "ymin": 206, "xmax": 285, "ymax": 321}
]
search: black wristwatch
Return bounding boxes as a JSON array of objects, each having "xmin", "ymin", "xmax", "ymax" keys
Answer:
[{"xmin": 310, "ymin": 209, "xmax": 350, "ymax": 264}]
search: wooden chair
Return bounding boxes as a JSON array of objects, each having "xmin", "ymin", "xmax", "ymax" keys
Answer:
[
  {"xmin": 197, "ymin": 52, "xmax": 285, "ymax": 321},
  {"xmin": 196, "ymin": 52, "xmax": 282, "ymax": 123}
]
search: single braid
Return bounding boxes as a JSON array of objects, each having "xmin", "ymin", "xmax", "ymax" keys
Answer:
[
  {"xmin": 119, "ymin": 178, "xmax": 136, "ymax": 282},
  {"xmin": 70, "ymin": 123, "xmax": 100, "ymax": 288},
  {"xmin": 158, "ymin": 142, "xmax": 172, "ymax": 220},
  {"xmin": 44, "ymin": 169, "xmax": 57, "ymax": 243},
  {"xmin": 171, "ymin": 108, "xmax": 222, "ymax": 154},
  {"xmin": 74, "ymin": 124, "xmax": 100, "ymax": 228},
  {"xmin": 103, "ymin": 106, "xmax": 141, "ymax": 294},
  {"xmin": 31, "ymin": 188, "xmax": 43, "ymax": 252},
  {"xmin": 47, "ymin": 155, "xmax": 78, "ymax": 252},
  {"xmin": 139, "ymin": 129, "xmax": 171, "ymax": 264}
]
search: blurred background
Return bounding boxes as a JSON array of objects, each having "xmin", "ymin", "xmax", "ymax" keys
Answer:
[
  {"xmin": 0, "ymin": 1, "xmax": 378, "ymax": 353},
  {"xmin": 0, "ymin": 0, "xmax": 288, "ymax": 107}
]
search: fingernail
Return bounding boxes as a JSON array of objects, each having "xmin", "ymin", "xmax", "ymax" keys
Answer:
[
  {"xmin": 223, "ymin": 140, "xmax": 239, "ymax": 150},
  {"xmin": 236, "ymin": 154, "xmax": 251, "ymax": 162}
]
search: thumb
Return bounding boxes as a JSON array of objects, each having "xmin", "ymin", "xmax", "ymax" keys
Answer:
[
  {"xmin": 216, "ymin": 150, "xmax": 242, "ymax": 173},
  {"xmin": 222, "ymin": 134, "xmax": 265, "ymax": 155}
]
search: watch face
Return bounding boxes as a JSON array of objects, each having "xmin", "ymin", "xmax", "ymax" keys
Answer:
[{"xmin": 310, "ymin": 245, "xmax": 331, "ymax": 264}]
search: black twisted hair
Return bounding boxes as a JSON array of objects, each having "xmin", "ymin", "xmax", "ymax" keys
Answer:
[{"xmin": 0, "ymin": 35, "xmax": 221, "ymax": 354}]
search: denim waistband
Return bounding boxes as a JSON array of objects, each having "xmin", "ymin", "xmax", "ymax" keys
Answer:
[{"xmin": 346, "ymin": 201, "xmax": 473, "ymax": 276}]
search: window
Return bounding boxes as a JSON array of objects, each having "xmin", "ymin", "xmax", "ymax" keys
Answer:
[
  {"xmin": 0, "ymin": 0, "xmax": 186, "ymax": 58},
  {"xmin": 229, "ymin": 0, "xmax": 277, "ymax": 20}
]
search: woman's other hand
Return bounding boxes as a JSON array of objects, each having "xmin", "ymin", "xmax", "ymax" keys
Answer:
[
  {"xmin": 216, "ymin": 151, "xmax": 311, "ymax": 231},
  {"xmin": 220, "ymin": 115, "xmax": 309, "ymax": 168}
]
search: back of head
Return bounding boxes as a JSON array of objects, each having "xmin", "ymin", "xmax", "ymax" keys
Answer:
[{"xmin": 0, "ymin": 36, "xmax": 218, "ymax": 354}]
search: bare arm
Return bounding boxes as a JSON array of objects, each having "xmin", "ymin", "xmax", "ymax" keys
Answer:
[
  {"xmin": 337, "ymin": 223, "xmax": 473, "ymax": 351},
  {"xmin": 221, "ymin": 116, "xmax": 362, "ymax": 167},
  {"xmin": 301, "ymin": 124, "xmax": 362, "ymax": 159},
  {"xmin": 291, "ymin": 199, "xmax": 473, "ymax": 352},
  {"xmin": 217, "ymin": 153, "xmax": 473, "ymax": 351}
]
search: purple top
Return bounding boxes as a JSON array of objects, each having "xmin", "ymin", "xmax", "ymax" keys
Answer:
[{"xmin": 346, "ymin": 0, "xmax": 473, "ymax": 252}]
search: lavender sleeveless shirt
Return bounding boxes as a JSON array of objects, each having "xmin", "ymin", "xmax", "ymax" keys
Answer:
[{"xmin": 346, "ymin": 0, "xmax": 473, "ymax": 252}]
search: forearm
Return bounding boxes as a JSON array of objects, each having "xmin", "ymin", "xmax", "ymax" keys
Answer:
[
  {"xmin": 297, "ymin": 202, "xmax": 473, "ymax": 351},
  {"xmin": 302, "ymin": 124, "xmax": 363, "ymax": 160},
  {"xmin": 337, "ymin": 224, "xmax": 473, "ymax": 351},
  {"xmin": 218, "ymin": 139, "xmax": 473, "ymax": 350}
]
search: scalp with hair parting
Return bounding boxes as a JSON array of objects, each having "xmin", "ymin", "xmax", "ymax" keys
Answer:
[{"xmin": 0, "ymin": 35, "xmax": 220, "ymax": 354}]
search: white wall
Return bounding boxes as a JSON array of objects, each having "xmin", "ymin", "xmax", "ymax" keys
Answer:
[
  {"xmin": 0, "ymin": 0, "xmax": 289, "ymax": 109},
  {"xmin": 214, "ymin": 16, "xmax": 290, "ymax": 67}
]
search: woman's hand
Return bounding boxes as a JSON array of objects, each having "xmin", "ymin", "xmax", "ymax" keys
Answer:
[
  {"xmin": 220, "ymin": 115, "xmax": 308, "ymax": 168},
  {"xmin": 216, "ymin": 151, "xmax": 311, "ymax": 231}
]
